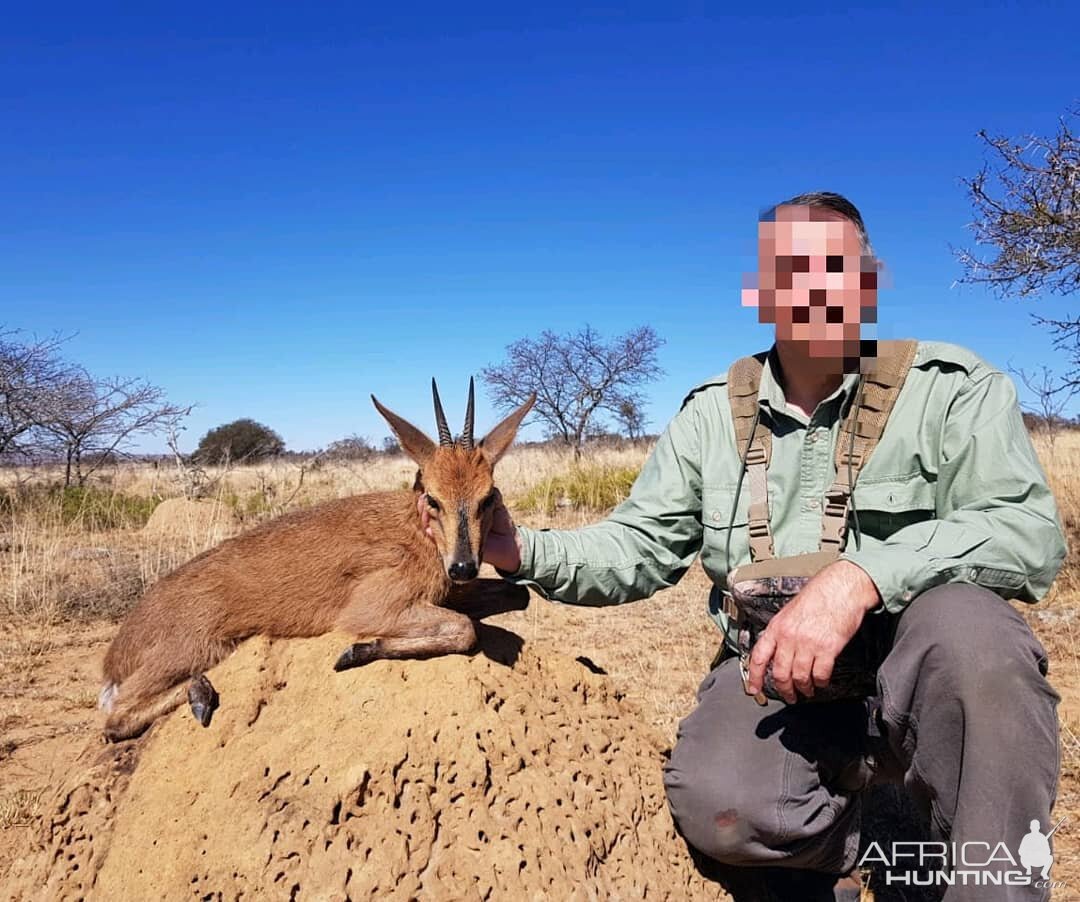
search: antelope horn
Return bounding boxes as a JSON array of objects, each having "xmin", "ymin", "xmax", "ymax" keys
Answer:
[
  {"xmin": 431, "ymin": 379, "xmax": 453, "ymax": 447},
  {"xmin": 462, "ymin": 377, "xmax": 476, "ymax": 450}
]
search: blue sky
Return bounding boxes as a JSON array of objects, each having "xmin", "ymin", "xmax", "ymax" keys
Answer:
[{"xmin": 3, "ymin": 2, "xmax": 1078, "ymax": 452}]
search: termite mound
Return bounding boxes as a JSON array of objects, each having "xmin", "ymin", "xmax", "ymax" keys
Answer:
[{"xmin": 6, "ymin": 625, "xmax": 719, "ymax": 901}]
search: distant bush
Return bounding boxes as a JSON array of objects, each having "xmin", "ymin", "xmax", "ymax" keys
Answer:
[
  {"xmin": 195, "ymin": 419, "xmax": 284, "ymax": 464},
  {"xmin": 325, "ymin": 435, "xmax": 377, "ymax": 462},
  {"xmin": 517, "ymin": 465, "xmax": 640, "ymax": 514}
]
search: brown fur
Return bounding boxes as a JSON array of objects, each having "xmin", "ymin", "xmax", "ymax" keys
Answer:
[{"xmin": 101, "ymin": 388, "xmax": 534, "ymax": 741}]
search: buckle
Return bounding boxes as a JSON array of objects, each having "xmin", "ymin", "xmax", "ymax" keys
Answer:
[
  {"xmin": 823, "ymin": 488, "xmax": 849, "ymax": 519},
  {"xmin": 720, "ymin": 590, "xmax": 740, "ymax": 621},
  {"xmin": 745, "ymin": 446, "xmax": 767, "ymax": 466},
  {"xmin": 838, "ymin": 449, "xmax": 864, "ymax": 469},
  {"xmin": 748, "ymin": 519, "xmax": 771, "ymax": 539},
  {"xmin": 823, "ymin": 499, "xmax": 848, "ymax": 521}
]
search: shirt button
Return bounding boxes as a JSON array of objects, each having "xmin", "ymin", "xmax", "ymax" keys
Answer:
[
  {"xmin": 712, "ymin": 511, "xmax": 722, "ymax": 523},
  {"xmin": 967, "ymin": 567, "xmax": 979, "ymax": 580},
  {"xmin": 809, "ymin": 432, "xmax": 819, "ymax": 443},
  {"xmin": 902, "ymin": 590, "xmax": 914, "ymax": 602},
  {"xmin": 808, "ymin": 498, "xmax": 821, "ymax": 510}
]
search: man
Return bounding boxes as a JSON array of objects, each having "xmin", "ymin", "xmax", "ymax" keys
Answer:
[{"xmin": 436, "ymin": 193, "xmax": 1067, "ymax": 900}]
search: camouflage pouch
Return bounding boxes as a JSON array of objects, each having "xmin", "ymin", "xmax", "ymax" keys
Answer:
[{"xmin": 726, "ymin": 551, "xmax": 890, "ymax": 704}]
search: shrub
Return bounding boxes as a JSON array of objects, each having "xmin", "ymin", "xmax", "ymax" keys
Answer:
[{"xmin": 195, "ymin": 419, "xmax": 285, "ymax": 464}]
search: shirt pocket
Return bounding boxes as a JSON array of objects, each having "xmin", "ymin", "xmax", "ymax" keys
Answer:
[
  {"xmin": 701, "ymin": 483, "xmax": 752, "ymax": 573},
  {"xmin": 850, "ymin": 476, "xmax": 937, "ymax": 541}
]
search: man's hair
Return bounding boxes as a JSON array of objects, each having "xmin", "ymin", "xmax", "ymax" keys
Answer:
[{"xmin": 762, "ymin": 191, "xmax": 873, "ymax": 255}]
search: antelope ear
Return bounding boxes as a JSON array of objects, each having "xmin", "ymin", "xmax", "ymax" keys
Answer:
[
  {"xmin": 372, "ymin": 396, "xmax": 437, "ymax": 466},
  {"xmin": 479, "ymin": 394, "xmax": 535, "ymax": 465}
]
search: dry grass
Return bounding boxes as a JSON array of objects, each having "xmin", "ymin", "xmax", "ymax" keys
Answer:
[
  {"xmin": 1, "ymin": 432, "xmax": 1080, "ymax": 891},
  {"xmin": 0, "ymin": 444, "xmax": 652, "ymax": 622}
]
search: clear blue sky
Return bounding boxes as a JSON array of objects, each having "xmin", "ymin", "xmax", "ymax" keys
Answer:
[{"xmin": 3, "ymin": 2, "xmax": 1078, "ymax": 452}]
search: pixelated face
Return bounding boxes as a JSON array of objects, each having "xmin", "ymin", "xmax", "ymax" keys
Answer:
[{"xmin": 742, "ymin": 205, "xmax": 877, "ymax": 361}]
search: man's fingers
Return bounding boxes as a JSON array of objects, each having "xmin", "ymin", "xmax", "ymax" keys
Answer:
[
  {"xmin": 791, "ymin": 651, "xmax": 815, "ymax": 699},
  {"xmin": 492, "ymin": 497, "xmax": 515, "ymax": 534},
  {"xmin": 493, "ymin": 503, "xmax": 512, "ymax": 530},
  {"xmin": 745, "ymin": 632, "xmax": 776, "ymax": 696},
  {"xmin": 769, "ymin": 641, "xmax": 797, "ymax": 704},
  {"xmin": 811, "ymin": 654, "xmax": 834, "ymax": 689}
]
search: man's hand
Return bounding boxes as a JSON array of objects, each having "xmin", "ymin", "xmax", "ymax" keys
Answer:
[
  {"xmin": 416, "ymin": 490, "xmax": 523, "ymax": 574},
  {"xmin": 482, "ymin": 491, "xmax": 522, "ymax": 573},
  {"xmin": 744, "ymin": 560, "xmax": 881, "ymax": 703}
]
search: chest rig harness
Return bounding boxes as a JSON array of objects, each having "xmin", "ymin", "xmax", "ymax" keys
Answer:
[{"xmin": 719, "ymin": 339, "xmax": 919, "ymax": 704}]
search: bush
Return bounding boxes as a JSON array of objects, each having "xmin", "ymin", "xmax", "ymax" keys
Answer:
[
  {"xmin": 325, "ymin": 435, "xmax": 376, "ymax": 461},
  {"xmin": 517, "ymin": 465, "xmax": 640, "ymax": 514},
  {"xmin": 195, "ymin": 419, "xmax": 285, "ymax": 464}
]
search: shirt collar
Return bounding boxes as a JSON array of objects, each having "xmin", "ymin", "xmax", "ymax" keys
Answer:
[{"xmin": 757, "ymin": 345, "xmax": 862, "ymax": 424}]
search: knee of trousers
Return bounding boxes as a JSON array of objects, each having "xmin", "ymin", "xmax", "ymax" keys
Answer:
[
  {"xmin": 663, "ymin": 750, "xmax": 763, "ymax": 864},
  {"xmin": 887, "ymin": 583, "xmax": 1053, "ymax": 703},
  {"xmin": 663, "ymin": 735, "xmax": 846, "ymax": 866}
]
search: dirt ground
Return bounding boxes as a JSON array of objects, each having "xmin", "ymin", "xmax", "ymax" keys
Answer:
[{"xmin": 3, "ymin": 559, "xmax": 1080, "ymax": 897}]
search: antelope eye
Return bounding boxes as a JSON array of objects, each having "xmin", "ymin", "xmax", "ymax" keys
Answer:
[{"xmin": 426, "ymin": 495, "xmax": 442, "ymax": 512}]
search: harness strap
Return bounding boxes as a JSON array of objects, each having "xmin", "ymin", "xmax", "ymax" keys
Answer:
[
  {"xmin": 726, "ymin": 340, "xmax": 919, "ymax": 558},
  {"xmin": 820, "ymin": 339, "xmax": 919, "ymax": 551},
  {"xmin": 728, "ymin": 352, "xmax": 774, "ymax": 561}
]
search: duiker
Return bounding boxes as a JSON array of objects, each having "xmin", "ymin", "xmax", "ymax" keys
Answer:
[{"xmin": 100, "ymin": 380, "xmax": 534, "ymax": 741}]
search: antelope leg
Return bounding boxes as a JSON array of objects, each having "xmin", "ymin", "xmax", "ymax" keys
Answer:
[{"xmin": 333, "ymin": 604, "xmax": 477, "ymax": 671}]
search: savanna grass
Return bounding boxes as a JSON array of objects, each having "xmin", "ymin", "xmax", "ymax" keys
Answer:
[{"xmin": 517, "ymin": 464, "xmax": 641, "ymax": 514}]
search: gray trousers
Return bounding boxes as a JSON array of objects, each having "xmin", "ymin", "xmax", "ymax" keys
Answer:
[{"xmin": 663, "ymin": 584, "xmax": 1060, "ymax": 901}]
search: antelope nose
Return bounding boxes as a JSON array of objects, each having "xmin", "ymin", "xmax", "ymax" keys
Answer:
[{"xmin": 448, "ymin": 561, "xmax": 478, "ymax": 582}]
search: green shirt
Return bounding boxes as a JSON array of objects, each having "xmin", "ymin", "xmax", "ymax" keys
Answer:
[{"xmin": 511, "ymin": 340, "xmax": 1067, "ymax": 642}]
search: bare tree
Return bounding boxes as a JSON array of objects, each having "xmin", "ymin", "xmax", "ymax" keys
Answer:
[
  {"xmin": 614, "ymin": 398, "xmax": 648, "ymax": 440},
  {"xmin": 1010, "ymin": 364, "xmax": 1080, "ymax": 454},
  {"xmin": 481, "ymin": 325, "xmax": 664, "ymax": 458},
  {"xmin": 0, "ymin": 329, "xmax": 72, "ymax": 460},
  {"xmin": 956, "ymin": 108, "xmax": 1080, "ymax": 395},
  {"xmin": 43, "ymin": 369, "xmax": 191, "ymax": 486}
]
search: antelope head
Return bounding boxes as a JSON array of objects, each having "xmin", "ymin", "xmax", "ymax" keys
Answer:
[{"xmin": 372, "ymin": 379, "xmax": 535, "ymax": 582}]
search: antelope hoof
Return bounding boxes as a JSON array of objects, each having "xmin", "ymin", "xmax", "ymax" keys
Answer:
[
  {"xmin": 188, "ymin": 674, "xmax": 219, "ymax": 728},
  {"xmin": 334, "ymin": 641, "xmax": 380, "ymax": 672},
  {"xmin": 102, "ymin": 725, "xmax": 128, "ymax": 744}
]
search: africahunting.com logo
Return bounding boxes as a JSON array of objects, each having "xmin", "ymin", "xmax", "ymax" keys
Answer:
[{"xmin": 858, "ymin": 817, "xmax": 1067, "ymax": 891}]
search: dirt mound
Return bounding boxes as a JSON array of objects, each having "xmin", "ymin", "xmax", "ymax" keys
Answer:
[
  {"xmin": 6, "ymin": 625, "xmax": 718, "ymax": 900},
  {"xmin": 142, "ymin": 497, "xmax": 238, "ymax": 542}
]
